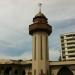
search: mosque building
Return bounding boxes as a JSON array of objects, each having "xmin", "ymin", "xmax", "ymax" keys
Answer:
[{"xmin": 0, "ymin": 4, "xmax": 75, "ymax": 75}]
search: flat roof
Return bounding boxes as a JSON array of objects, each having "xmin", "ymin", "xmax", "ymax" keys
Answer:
[{"xmin": 50, "ymin": 60, "xmax": 75, "ymax": 66}]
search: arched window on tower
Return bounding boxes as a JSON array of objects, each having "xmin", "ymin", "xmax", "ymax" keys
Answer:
[{"xmin": 57, "ymin": 66, "xmax": 74, "ymax": 75}]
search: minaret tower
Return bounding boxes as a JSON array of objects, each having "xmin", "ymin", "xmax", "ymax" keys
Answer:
[{"xmin": 29, "ymin": 4, "xmax": 52, "ymax": 75}]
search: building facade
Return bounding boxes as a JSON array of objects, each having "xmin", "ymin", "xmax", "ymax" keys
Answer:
[
  {"xmin": 0, "ymin": 60, "xmax": 75, "ymax": 75},
  {"xmin": 0, "ymin": 5, "xmax": 75, "ymax": 75},
  {"xmin": 60, "ymin": 33, "xmax": 75, "ymax": 60}
]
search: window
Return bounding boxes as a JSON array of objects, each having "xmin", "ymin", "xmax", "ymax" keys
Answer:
[
  {"xmin": 69, "ymin": 55, "xmax": 75, "ymax": 57},
  {"xmin": 66, "ymin": 34, "xmax": 72, "ymax": 37},
  {"xmin": 67, "ymin": 42, "xmax": 75, "ymax": 45},
  {"xmin": 68, "ymin": 51, "xmax": 75, "ymax": 53},
  {"xmin": 66, "ymin": 34, "xmax": 75, "ymax": 37},
  {"xmin": 62, "ymin": 51, "xmax": 65, "ymax": 54},
  {"xmin": 67, "ymin": 46, "xmax": 75, "ymax": 49},
  {"xmin": 61, "ymin": 44, "xmax": 64, "ymax": 46},
  {"xmin": 62, "ymin": 47, "xmax": 65, "ymax": 50},
  {"xmin": 61, "ymin": 40, "xmax": 64, "ymax": 42},
  {"xmin": 63, "ymin": 56, "xmax": 65, "ymax": 58},
  {"xmin": 61, "ymin": 36, "xmax": 64, "ymax": 39},
  {"xmin": 67, "ymin": 38, "xmax": 75, "ymax": 41}
]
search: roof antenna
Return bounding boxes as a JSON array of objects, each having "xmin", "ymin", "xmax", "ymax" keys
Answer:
[{"xmin": 38, "ymin": 3, "xmax": 42, "ymax": 13}]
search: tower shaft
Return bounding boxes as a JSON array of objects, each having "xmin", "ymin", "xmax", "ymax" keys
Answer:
[{"xmin": 32, "ymin": 32, "xmax": 49, "ymax": 75}]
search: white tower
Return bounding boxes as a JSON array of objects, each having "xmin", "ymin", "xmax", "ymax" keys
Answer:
[{"xmin": 29, "ymin": 4, "xmax": 52, "ymax": 75}]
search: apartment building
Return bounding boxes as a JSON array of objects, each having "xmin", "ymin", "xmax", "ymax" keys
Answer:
[{"xmin": 60, "ymin": 32, "xmax": 75, "ymax": 60}]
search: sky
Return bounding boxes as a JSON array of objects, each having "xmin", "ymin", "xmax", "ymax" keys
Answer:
[{"xmin": 0, "ymin": 0, "xmax": 75, "ymax": 61}]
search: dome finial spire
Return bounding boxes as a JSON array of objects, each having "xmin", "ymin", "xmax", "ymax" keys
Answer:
[{"xmin": 38, "ymin": 3, "xmax": 42, "ymax": 13}]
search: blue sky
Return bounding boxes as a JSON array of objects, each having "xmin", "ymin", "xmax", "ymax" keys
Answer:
[{"xmin": 0, "ymin": 0, "xmax": 75, "ymax": 61}]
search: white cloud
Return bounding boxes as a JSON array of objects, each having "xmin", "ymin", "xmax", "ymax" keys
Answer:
[
  {"xmin": 49, "ymin": 49, "xmax": 60, "ymax": 61},
  {"xmin": 43, "ymin": 0, "xmax": 75, "ymax": 21},
  {"xmin": 0, "ymin": 0, "xmax": 75, "ymax": 61},
  {"xmin": 0, "ymin": 51, "xmax": 32, "ymax": 60}
]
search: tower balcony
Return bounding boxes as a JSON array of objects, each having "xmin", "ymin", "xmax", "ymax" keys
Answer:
[{"xmin": 29, "ymin": 23, "xmax": 52, "ymax": 35}]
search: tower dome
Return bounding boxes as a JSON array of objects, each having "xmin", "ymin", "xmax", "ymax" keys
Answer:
[
  {"xmin": 34, "ymin": 11, "xmax": 47, "ymax": 19},
  {"xmin": 34, "ymin": 3, "xmax": 47, "ymax": 21},
  {"xmin": 29, "ymin": 4, "xmax": 52, "ymax": 35},
  {"xmin": 33, "ymin": 11, "xmax": 48, "ymax": 23}
]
